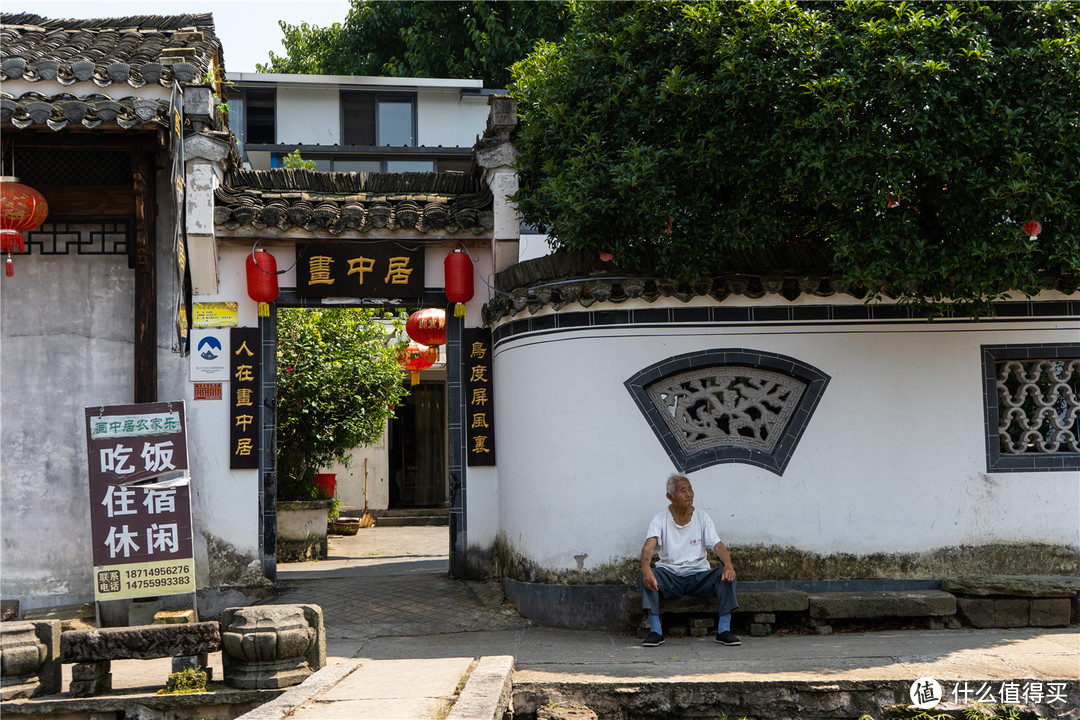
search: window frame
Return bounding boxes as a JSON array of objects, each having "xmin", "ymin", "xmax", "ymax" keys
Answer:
[
  {"xmin": 340, "ymin": 91, "xmax": 417, "ymax": 148},
  {"xmin": 981, "ymin": 342, "xmax": 1080, "ymax": 473},
  {"xmin": 624, "ymin": 349, "xmax": 830, "ymax": 475}
]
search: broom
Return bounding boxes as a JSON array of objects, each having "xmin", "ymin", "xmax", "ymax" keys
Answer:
[{"xmin": 359, "ymin": 458, "xmax": 375, "ymax": 528}]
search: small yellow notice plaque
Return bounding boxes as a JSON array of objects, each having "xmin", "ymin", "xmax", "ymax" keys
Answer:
[{"xmin": 192, "ymin": 302, "xmax": 239, "ymax": 328}]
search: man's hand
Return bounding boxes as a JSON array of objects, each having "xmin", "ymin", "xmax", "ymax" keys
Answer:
[
  {"xmin": 642, "ymin": 565, "xmax": 658, "ymax": 591},
  {"xmin": 721, "ymin": 565, "xmax": 736, "ymax": 583},
  {"xmin": 714, "ymin": 541, "xmax": 736, "ymax": 583},
  {"xmin": 641, "ymin": 537, "xmax": 659, "ymax": 590}
]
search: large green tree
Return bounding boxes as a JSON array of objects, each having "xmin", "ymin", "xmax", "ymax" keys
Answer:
[
  {"xmin": 276, "ymin": 308, "xmax": 406, "ymax": 500},
  {"xmin": 258, "ymin": 0, "xmax": 569, "ymax": 89},
  {"xmin": 510, "ymin": 1, "xmax": 1080, "ymax": 309}
]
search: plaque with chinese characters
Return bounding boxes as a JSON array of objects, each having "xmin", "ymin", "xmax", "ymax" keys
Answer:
[
  {"xmin": 463, "ymin": 328, "xmax": 495, "ymax": 466},
  {"xmin": 230, "ymin": 327, "xmax": 260, "ymax": 469},
  {"xmin": 84, "ymin": 402, "xmax": 196, "ymax": 601},
  {"xmin": 295, "ymin": 242, "xmax": 424, "ymax": 299}
]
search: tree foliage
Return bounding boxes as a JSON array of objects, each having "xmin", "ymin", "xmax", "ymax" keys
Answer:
[
  {"xmin": 510, "ymin": 1, "xmax": 1080, "ymax": 308},
  {"xmin": 276, "ymin": 308, "xmax": 406, "ymax": 500},
  {"xmin": 258, "ymin": 0, "xmax": 570, "ymax": 89}
]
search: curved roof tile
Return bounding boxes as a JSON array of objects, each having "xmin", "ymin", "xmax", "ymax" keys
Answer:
[
  {"xmin": 1, "ymin": 91, "xmax": 169, "ymax": 130},
  {"xmin": 215, "ymin": 168, "xmax": 494, "ymax": 236},
  {"xmin": 0, "ymin": 13, "xmax": 219, "ymax": 88}
]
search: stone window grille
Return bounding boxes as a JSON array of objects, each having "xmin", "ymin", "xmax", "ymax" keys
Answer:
[
  {"xmin": 996, "ymin": 359, "xmax": 1079, "ymax": 455},
  {"xmin": 982, "ymin": 344, "xmax": 1080, "ymax": 472},
  {"xmin": 626, "ymin": 349, "xmax": 829, "ymax": 475}
]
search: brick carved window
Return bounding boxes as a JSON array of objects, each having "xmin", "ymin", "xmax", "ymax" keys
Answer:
[
  {"xmin": 983, "ymin": 344, "xmax": 1080, "ymax": 472},
  {"xmin": 626, "ymin": 350, "xmax": 829, "ymax": 475}
]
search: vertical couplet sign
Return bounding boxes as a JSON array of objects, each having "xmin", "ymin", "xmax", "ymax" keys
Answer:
[
  {"xmin": 463, "ymin": 328, "xmax": 495, "ymax": 466},
  {"xmin": 231, "ymin": 327, "xmax": 260, "ymax": 469},
  {"xmin": 85, "ymin": 402, "xmax": 195, "ymax": 601}
]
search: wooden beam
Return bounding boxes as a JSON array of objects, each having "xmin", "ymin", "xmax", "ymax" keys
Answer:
[{"xmin": 132, "ymin": 152, "xmax": 157, "ymax": 404}]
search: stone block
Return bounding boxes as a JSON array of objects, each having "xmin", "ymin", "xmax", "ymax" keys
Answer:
[
  {"xmin": 537, "ymin": 705, "xmax": 598, "ymax": 720},
  {"xmin": 995, "ymin": 598, "xmax": 1030, "ymax": 628},
  {"xmin": 61, "ymin": 621, "xmax": 221, "ymax": 662},
  {"xmin": 689, "ymin": 627, "xmax": 707, "ymax": 637},
  {"xmin": 808, "ymin": 590, "xmax": 956, "ymax": 619},
  {"xmin": 220, "ymin": 604, "xmax": 325, "ymax": 690},
  {"xmin": 749, "ymin": 623, "xmax": 772, "ymax": 637},
  {"xmin": 1, "ymin": 600, "xmax": 18, "ymax": 621},
  {"xmin": 689, "ymin": 617, "xmax": 715, "ymax": 628},
  {"xmin": 1030, "ymin": 598, "xmax": 1071, "ymax": 628},
  {"xmin": 0, "ymin": 620, "xmax": 61, "ymax": 700},
  {"xmin": 69, "ymin": 662, "xmax": 111, "ymax": 697},
  {"xmin": 942, "ymin": 575, "xmax": 1080, "ymax": 597},
  {"xmin": 753, "ymin": 613, "xmax": 776, "ymax": 624},
  {"xmin": 173, "ymin": 653, "xmax": 212, "ymax": 681},
  {"xmin": 128, "ymin": 599, "xmax": 161, "ymax": 626},
  {"xmin": 154, "ymin": 609, "xmax": 195, "ymax": 624},
  {"xmin": 667, "ymin": 625, "xmax": 687, "ymax": 638},
  {"xmin": 956, "ymin": 597, "xmax": 996, "ymax": 628},
  {"xmin": 736, "ymin": 589, "xmax": 809, "ymax": 613}
]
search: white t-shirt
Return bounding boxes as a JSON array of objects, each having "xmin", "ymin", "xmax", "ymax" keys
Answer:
[{"xmin": 646, "ymin": 508, "xmax": 722, "ymax": 576}]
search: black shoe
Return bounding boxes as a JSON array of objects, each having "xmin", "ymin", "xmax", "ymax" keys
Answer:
[
  {"xmin": 642, "ymin": 631, "xmax": 665, "ymax": 647},
  {"xmin": 715, "ymin": 630, "xmax": 741, "ymax": 645}
]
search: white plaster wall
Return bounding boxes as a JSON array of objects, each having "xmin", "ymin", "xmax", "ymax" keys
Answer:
[
  {"xmin": 275, "ymin": 87, "xmax": 340, "ymax": 146},
  {"xmin": 324, "ymin": 428, "xmax": 390, "ymax": 512},
  {"xmin": 492, "ymin": 308, "xmax": 1080, "ymax": 573},
  {"xmin": 0, "ymin": 253, "xmax": 134, "ymax": 606},
  {"xmin": 417, "ymin": 90, "xmax": 489, "ymax": 148}
]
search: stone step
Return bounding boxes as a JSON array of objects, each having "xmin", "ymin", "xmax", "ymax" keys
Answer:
[
  {"xmin": 942, "ymin": 575, "xmax": 1080, "ymax": 597},
  {"xmin": 374, "ymin": 508, "xmax": 450, "ymax": 526},
  {"xmin": 807, "ymin": 590, "xmax": 956, "ymax": 620}
]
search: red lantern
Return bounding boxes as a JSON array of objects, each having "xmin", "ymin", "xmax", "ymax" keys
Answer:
[
  {"xmin": 399, "ymin": 342, "xmax": 438, "ymax": 385},
  {"xmin": 444, "ymin": 244, "xmax": 474, "ymax": 317},
  {"xmin": 246, "ymin": 248, "xmax": 279, "ymax": 317},
  {"xmin": 1, "ymin": 178, "xmax": 49, "ymax": 277},
  {"xmin": 406, "ymin": 308, "xmax": 446, "ymax": 348},
  {"xmin": 1022, "ymin": 219, "xmax": 1042, "ymax": 238}
]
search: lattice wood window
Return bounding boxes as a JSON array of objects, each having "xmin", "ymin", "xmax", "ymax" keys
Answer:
[
  {"xmin": 982, "ymin": 344, "xmax": 1080, "ymax": 472},
  {"xmin": 996, "ymin": 359, "xmax": 1079, "ymax": 455},
  {"xmin": 626, "ymin": 350, "xmax": 829, "ymax": 475}
]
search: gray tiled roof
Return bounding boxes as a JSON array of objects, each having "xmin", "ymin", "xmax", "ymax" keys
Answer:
[
  {"xmin": 1, "ymin": 91, "xmax": 168, "ymax": 130},
  {"xmin": 215, "ymin": 169, "xmax": 494, "ymax": 235},
  {"xmin": 0, "ymin": 13, "xmax": 219, "ymax": 87}
]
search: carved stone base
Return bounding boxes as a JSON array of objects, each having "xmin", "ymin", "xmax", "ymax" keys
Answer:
[
  {"xmin": 0, "ymin": 620, "xmax": 61, "ymax": 700},
  {"xmin": 220, "ymin": 604, "xmax": 325, "ymax": 690},
  {"xmin": 69, "ymin": 661, "xmax": 112, "ymax": 697}
]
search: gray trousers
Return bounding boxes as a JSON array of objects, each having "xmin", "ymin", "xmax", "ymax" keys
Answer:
[{"xmin": 639, "ymin": 566, "xmax": 739, "ymax": 618}]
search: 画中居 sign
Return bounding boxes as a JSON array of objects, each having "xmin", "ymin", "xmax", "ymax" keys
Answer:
[
  {"xmin": 295, "ymin": 242, "xmax": 424, "ymax": 298},
  {"xmin": 84, "ymin": 402, "xmax": 195, "ymax": 601}
]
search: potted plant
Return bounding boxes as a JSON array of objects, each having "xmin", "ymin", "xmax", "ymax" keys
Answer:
[{"xmin": 275, "ymin": 308, "xmax": 406, "ymax": 561}]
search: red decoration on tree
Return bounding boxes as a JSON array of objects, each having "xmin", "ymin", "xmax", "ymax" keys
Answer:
[
  {"xmin": 1022, "ymin": 220, "xmax": 1042, "ymax": 238},
  {"xmin": 444, "ymin": 244, "xmax": 474, "ymax": 317},
  {"xmin": 246, "ymin": 249, "xmax": 279, "ymax": 317},
  {"xmin": 1, "ymin": 178, "xmax": 49, "ymax": 277},
  {"xmin": 399, "ymin": 342, "xmax": 439, "ymax": 385},
  {"xmin": 406, "ymin": 308, "xmax": 446, "ymax": 348},
  {"xmin": 886, "ymin": 198, "xmax": 900, "ymax": 208}
]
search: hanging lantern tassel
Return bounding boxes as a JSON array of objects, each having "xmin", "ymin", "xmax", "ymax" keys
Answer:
[
  {"xmin": 5, "ymin": 257, "xmax": 12, "ymax": 277},
  {"xmin": 246, "ymin": 248, "xmax": 279, "ymax": 317},
  {"xmin": 444, "ymin": 244, "xmax": 474, "ymax": 317}
]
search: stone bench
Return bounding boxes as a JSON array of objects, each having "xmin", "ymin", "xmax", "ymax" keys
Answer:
[
  {"xmin": 942, "ymin": 575, "xmax": 1078, "ymax": 629},
  {"xmin": 632, "ymin": 589, "xmax": 811, "ymax": 637},
  {"xmin": 60, "ymin": 621, "xmax": 221, "ymax": 696}
]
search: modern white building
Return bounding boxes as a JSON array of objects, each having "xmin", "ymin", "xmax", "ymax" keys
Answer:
[{"xmin": 225, "ymin": 72, "xmax": 495, "ymax": 174}]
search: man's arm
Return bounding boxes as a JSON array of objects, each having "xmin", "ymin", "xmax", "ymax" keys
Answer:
[
  {"xmin": 641, "ymin": 536, "xmax": 659, "ymax": 591},
  {"xmin": 713, "ymin": 541, "xmax": 736, "ymax": 583}
]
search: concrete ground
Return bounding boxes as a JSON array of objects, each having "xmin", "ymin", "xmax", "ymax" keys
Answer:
[{"xmin": 84, "ymin": 527, "xmax": 1080, "ymax": 718}]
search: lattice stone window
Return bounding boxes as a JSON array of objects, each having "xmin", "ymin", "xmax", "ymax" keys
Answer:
[
  {"xmin": 647, "ymin": 367, "xmax": 806, "ymax": 456},
  {"xmin": 983, "ymin": 344, "xmax": 1080, "ymax": 472},
  {"xmin": 626, "ymin": 350, "xmax": 829, "ymax": 475}
]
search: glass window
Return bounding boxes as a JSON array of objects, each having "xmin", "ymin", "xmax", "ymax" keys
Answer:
[
  {"xmin": 333, "ymin": 159, "xmax": 382, "ymax": 173},
  {"xmin": 385, "ymin": 160, "xmax": 434, "ymax": 173},
  {"xmin": 245, "ymin": 89, "xmax": 276, "ymax": 145},
  {"xmin": 377, "ymin": 100, "xmax": 414, "ymax": 146}
]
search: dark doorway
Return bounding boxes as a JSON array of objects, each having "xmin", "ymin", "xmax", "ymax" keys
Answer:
[{"xmin": 388, "ymin": 381, "xmax": 448, "ymax": 509}]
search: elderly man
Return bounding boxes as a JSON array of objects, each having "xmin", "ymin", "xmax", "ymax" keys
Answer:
[{"xmin": 639, "ymin": 474, "xmax": 740, "ymax": 646}]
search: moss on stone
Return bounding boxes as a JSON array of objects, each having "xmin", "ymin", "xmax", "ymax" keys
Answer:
[{"xmin": 479, "ymin": 537, "xmax": 1080, "ymax": 585}]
